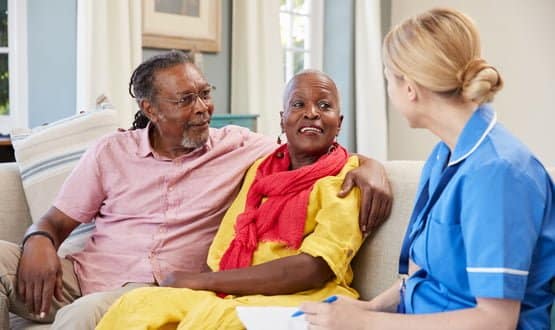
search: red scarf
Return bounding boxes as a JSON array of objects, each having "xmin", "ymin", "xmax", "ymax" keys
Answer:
[{"xmin": 219, "ymin": 143, "xmax": 349, "ymax": 271}]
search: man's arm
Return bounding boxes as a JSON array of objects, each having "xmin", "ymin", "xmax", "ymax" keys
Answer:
[
  {"xmin": 340, "ymin": 155, "xmax": 392, "ymax": 234},
  {"xmin": 18, "ymin": 207, "xmax": 80, "ymax": 318}
]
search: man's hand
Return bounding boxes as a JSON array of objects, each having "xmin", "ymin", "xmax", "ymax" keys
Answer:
[
  {"xmin": 17, "ymin": 236, "xmax": 64, "ymax": 318},
  {"xmin": 340, "ymin": 157, "xmax": 392, "ymax": 234}
]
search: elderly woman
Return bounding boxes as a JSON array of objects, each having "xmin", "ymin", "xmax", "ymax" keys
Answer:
[
  {"xmin": 301, "ymin": 8, "xmax": 555, "ymax": 330},
  {"xmin": 96, "ymin": 70, "xmax": 366, "ymax": 329}
]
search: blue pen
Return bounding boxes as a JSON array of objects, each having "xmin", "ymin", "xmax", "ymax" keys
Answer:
[{"xmin": 291, "ymin": 295, "xmax": 338, "ymax": 318}]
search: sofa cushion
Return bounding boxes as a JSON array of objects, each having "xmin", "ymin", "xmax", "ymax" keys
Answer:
[
  {"xmin": 11, "ymin": 109, "xmax": 119, "ymax": 222},
  {"xmin": 10, "ymin": 109, "xmax": 118, "ymax": 256},
  {"xmin": 9, "ymin": 313, "xmax": 51, "ymax": 330},
  {"xmin": 351, "ymin": 160, "xmax": 423, "ymax": 300},
  {"xmin": 0, "ymin": 163, "xmax": 32, "ymax": 244}
]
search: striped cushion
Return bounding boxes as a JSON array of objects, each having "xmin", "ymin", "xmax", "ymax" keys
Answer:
[
  {"xmin": 57, "ymin": 222, "xmax": 97, "ymax": 257},
  {"xmin": 11, "ymin": 110, "xmax": 119, "ymax": 256}
]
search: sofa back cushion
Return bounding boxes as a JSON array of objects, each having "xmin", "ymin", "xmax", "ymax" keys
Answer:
[
  {"xmin": 351, "ymin": 161, "xmax": 423, "ymax": 300},
  {"xmin": 11, "ymin": 109, "xmax": 119, "ymax": 255},
  {"xmin": 0, "ymin": 163, "xmax": 32, "ymax": 244}
]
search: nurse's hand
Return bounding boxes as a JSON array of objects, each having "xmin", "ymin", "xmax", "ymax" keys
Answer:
[{"xmin": 301, "ymin": 295, "xmax": 373, "ymax": 330}]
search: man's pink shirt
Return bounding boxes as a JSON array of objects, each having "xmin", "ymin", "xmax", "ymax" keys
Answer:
[{"xmin": 54, "ymin": 125, "xmax": 275, "ymax": 295}]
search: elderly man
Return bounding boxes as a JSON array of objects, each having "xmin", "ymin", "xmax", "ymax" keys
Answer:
[{"xmin": 0, "ymin": 51, "xmax": 392, "ymax": 329}]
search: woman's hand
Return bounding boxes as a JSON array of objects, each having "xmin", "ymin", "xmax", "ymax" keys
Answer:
[
  {"xmin": 340, "ymin": 156, "xmax": 392, "ymax": 234},
  {"xmin": 301, "ymin": 295, "xmax": 373, "ymax": 330}
]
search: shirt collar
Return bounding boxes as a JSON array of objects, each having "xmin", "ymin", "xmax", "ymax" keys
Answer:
[
  {"xmin": 135, "ymin": 123, "xmax": 214, "ymax": 158},
  {"xmin": 136, "ymin": 122, "xmax": 154, "ymax": 158},
  {"xmin": 448, "ymin": 104, "xmax": 497, "ymax": 166},
  {"xmin": 204, "ymin": 128, "xmax": 214, "ymax": 151}
]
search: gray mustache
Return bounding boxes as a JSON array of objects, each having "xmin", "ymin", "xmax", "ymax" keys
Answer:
[
  {"xmin": 188, "ymin": 121, "xmax": 209, "ymax": 126},
  {"xmin": 188, "ymin": 116, "xmax": 211, "ymax": 126}
]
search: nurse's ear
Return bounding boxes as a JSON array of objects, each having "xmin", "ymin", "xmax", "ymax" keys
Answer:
[{"xmin": 405, "ymin": 78, "xmax": 419, "ymax": 102}]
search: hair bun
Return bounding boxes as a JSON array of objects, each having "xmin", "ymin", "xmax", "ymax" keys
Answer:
[{"xmin": 457, "ymin": 58, "xmax": 503, "ymax": 104}]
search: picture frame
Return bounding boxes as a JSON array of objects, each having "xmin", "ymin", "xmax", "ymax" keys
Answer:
[{"xmin": 142, "ymin": 0, "xmax": 221, "ymax": 52}]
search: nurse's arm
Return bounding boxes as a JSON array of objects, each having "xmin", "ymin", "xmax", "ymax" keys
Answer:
[
  {"xmin": 408, "ymin": 259, "xmax": 421, "ymax": 274},
  {"xmin": 303, "ymin": 297, "xmax": 519, "ymax": 329},
  {"xmin": 366, "ymin": 260, "xmax": 421, "ymax": 312},
  {"xmin": 365, "ymin": 279, "xmax": 402, "ymax": 313},
  {"xmin": 362, "ymin": 297, "xmax": 520, "ymax": 329}
]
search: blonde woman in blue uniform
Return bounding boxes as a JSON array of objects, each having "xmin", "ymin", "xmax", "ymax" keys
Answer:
[{"xmin": 301, "ymin": 8, "xmax": 555, "ymax": 330}]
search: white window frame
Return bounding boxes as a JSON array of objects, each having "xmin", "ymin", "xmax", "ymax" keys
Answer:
[
  {"xmin": 0, "ymin": 0, "xmax": 28, "ymax": 134},
  {"xmin": 280, "ymin": 0, "xmax": 323, "ymax": 82}
]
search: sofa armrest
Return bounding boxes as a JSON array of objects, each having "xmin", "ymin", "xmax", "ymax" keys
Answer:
[{"xmin": 0, "ymin": 162, "xmax": 32, "ymax": 244}]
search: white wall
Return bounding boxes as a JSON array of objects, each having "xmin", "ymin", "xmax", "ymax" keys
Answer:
[
  {"xmin": 388, "ymin": 0, "xmax": 555, "ymax": 166},
  {"xmin": 143, "ymin": 0, "xmax": 232, "ymax": 114}
]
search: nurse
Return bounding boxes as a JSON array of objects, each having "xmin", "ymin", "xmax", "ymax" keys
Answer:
[{"xmin": 301, "ymin": 7, "xmax": 555, "ymax": 330}]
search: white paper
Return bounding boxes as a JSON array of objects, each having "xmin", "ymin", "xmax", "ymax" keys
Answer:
[{"xmin": 236, "ymin": 306, "xmax": 307, "ymax": 330}]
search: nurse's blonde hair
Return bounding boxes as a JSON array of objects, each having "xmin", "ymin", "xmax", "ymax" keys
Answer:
[{"xmin": 382, "ymin": 8, "xmax": 503, "ymax": 104}]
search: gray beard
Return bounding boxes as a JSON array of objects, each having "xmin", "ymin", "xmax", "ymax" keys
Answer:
[{"xmin": 181, "ymin": 129, "xmax": 209, "ymax": 149}]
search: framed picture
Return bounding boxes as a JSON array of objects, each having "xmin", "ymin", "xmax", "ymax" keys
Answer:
[{"xmin": 142, "ymin": 0, "xmax": 221, "ymax": 52}]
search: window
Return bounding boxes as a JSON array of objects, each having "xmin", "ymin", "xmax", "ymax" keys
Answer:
[
  {"xmin": 279, "ymin": 0, "xmax": 323, "ymax": 82},
  {"xmin": 0, "ymin": 0, "xmax": 27, "ymax": 134}
]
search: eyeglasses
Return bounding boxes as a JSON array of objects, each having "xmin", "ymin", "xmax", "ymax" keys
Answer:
[{"xmin": 156, "ymin": 85, "xmax": 215, "ymax": 109}]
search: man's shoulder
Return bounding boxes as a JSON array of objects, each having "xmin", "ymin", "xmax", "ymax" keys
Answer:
[
  {"xmin": 209, "ymin": 125, "xmax": 273, "ymax": 148},
  {"xmin": 209, "ymin": 125, "xmax": 253, "ymax": 139},
  {"xmin": 90, "ymin": 128, "xmax": 144, "ymax": 155}
]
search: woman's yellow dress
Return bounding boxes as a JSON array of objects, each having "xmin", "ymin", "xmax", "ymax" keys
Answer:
[{"xmin": 96, "ymin": 156, "xmax": 362, "ymax": 330}]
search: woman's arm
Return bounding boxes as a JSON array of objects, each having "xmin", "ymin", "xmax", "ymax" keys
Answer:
[
  {"xmin": 302, "ymin": 297, "xmax": 520, "ymax": 330},
  {"xmin": 194, "ymin": 158, "xmax": 360, "ymax": 296},
  {"xmin": 161, "ymin": 252, "xmax": 334, "ymax": 296}
]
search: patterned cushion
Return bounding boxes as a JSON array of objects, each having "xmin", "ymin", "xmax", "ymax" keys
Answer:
[{"xmin": 11, "ymin": 109, "xmax": 119, "ymax": 256}]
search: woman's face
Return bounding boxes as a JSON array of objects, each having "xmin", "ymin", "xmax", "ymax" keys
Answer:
[{"xmin": 282, "ymin": 73, "xmax": 343, "ymax": 158}]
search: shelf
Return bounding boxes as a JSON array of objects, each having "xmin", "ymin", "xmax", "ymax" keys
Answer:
[{"xmin": 210, "ymin": 114, "xmax": 259, "ymax": 132}]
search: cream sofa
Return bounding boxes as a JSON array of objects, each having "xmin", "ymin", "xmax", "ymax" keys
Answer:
[{"xmin": 1, "ymin": 161, "xmax": 553, "ymax": 329}]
